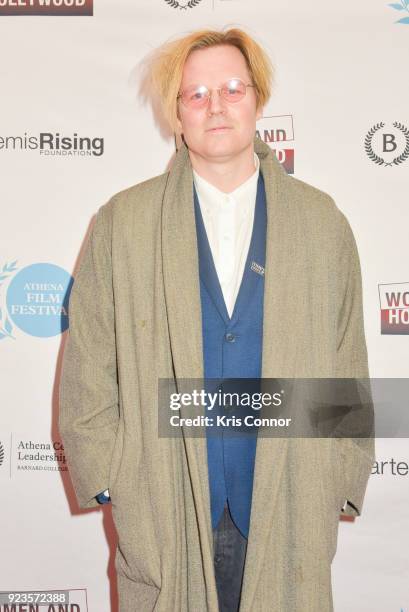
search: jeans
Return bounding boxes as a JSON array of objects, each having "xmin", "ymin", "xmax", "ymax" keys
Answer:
[{"xmin": 213, "ymin": 501, "xmax": 248, "ymax": 612}]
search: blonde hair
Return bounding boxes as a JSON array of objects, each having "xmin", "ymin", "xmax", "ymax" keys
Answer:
[{"xmin": 149, "ymin": 27, "xmax": 274, "ymax": 133}]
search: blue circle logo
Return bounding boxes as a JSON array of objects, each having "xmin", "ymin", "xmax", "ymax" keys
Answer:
[{"xmin": 6, "ymin": 263, "xmax": 73, "ymax": 337}]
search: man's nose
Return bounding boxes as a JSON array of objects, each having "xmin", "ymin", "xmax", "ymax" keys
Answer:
[{"xmin": 207, "ymin": 89, "xmax": 225, "ymax": 114}]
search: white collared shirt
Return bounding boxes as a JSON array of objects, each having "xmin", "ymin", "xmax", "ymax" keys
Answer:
[{"xmin": 193, "ymin": 153, "xmax": 260, "ymax": 318}]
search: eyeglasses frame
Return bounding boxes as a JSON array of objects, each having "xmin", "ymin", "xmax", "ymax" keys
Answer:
[{"xmin": 176, "ymin": 77, "xmax": 256, "ymax": 108}]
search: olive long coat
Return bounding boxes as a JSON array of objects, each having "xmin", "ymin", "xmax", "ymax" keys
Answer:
[{"xmin": 59, "ymin": 135, "xmax": 375, "ymax": 611}]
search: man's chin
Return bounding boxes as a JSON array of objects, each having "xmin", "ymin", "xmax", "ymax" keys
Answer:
[{"xmin": 200, "ymin": 142, "xmax": 241, "ymax": 161}]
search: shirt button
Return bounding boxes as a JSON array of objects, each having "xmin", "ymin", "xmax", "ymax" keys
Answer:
[{"xmin": 225, "ymin": 333, "xmax": 236, "ymax": 342}]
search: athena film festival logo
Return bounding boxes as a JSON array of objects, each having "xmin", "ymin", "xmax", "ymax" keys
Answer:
[
  {"xmin": 0, "ymin": 261, "xmax": 72, "ymax": 340},
  {"xmin": 365, "ymin": 122, "xmax": 409, "ymax": 167},
  {"xmin": 0, "ymin": 0, "xmax": 92, "ymax": 16},
  {"xmin": 379, "ymin": 282, "xmax": 409, "ymax": 334},
  {"xmin": 256, "ymin": 114, "xmax": 295, "ymax": 174}
]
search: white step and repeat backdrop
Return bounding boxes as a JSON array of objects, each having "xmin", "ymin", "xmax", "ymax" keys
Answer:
[{"xmin": 0, "ymin": 1, "xmax": 408, "ymax": 611}]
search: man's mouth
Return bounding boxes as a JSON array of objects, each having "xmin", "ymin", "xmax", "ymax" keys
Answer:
[{"xmin": 206, "ymin": 126, "xmax": 232, "ymax": 132}]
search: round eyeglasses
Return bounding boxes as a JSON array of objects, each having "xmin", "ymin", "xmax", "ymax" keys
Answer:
[{"xmin": 177, "ymin": 78, "xmax": 255, "ymax": 109}]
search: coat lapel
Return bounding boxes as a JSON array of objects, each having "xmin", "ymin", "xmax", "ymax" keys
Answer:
[
  {"xmin": 161, "ymin": 141, "xmax": 220, "ymax": 609},
  {"xmin": 240, "ymin": 138, "xmax": 295, "ymax": 611},
  {"xmin": 162, "ymin": 135, "xmax": 302, "ymax": 611}
]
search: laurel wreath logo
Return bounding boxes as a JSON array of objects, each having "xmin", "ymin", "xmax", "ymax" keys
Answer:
[
  {"xmin": 164, "ymin": 0, "xmax": 202, "ymax": 9},
  {"xmin": 0, "ymin": 260, "xmax": 18, "ymax": 341},
  {"xmin": 388, "ymin": 0, "xmax": 409, "ymax": 23},
  {"xmin": 0, "ymin": 441, "xmax": 4, "ymax": 467},
  {"xmin": 364, "ymin": 122, "xmax": 409, "ymax": 167}
]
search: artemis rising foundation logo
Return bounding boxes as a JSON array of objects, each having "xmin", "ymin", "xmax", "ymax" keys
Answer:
[{"xmin": 0, "ymin": 131, "xmax": 104, "ymax": 157}]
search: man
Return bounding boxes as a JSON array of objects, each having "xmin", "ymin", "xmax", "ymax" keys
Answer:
[{"xmin": 59, "ymin": 28, "xmax": 375, "ymax": 612}]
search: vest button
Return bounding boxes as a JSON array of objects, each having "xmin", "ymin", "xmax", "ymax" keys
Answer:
[{"xmin": 225, "ymin": 333, "xmax": 236, "ymax": 342}]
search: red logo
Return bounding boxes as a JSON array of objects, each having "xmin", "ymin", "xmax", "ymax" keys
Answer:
[
  {"xmin": 379, "ymin": 282, "xmax": 409, "ymax": 334},
  {"xmin": 256, "ymin": 114, "xmax": 295, "ymax": 174}
]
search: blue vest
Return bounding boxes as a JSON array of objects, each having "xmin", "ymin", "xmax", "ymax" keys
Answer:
[{"xmin": 193, "ymin": 172, "xmax": 267, "ymax": 539}]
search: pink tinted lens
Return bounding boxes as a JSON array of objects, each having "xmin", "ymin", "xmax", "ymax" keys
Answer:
[
  {"xmin": 222, "ymin": 79, "xmax": 246, "ymax": 101},
  {"xmin": 183, "ymin": 85, "xmax": 209, "ymax": 107}
]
